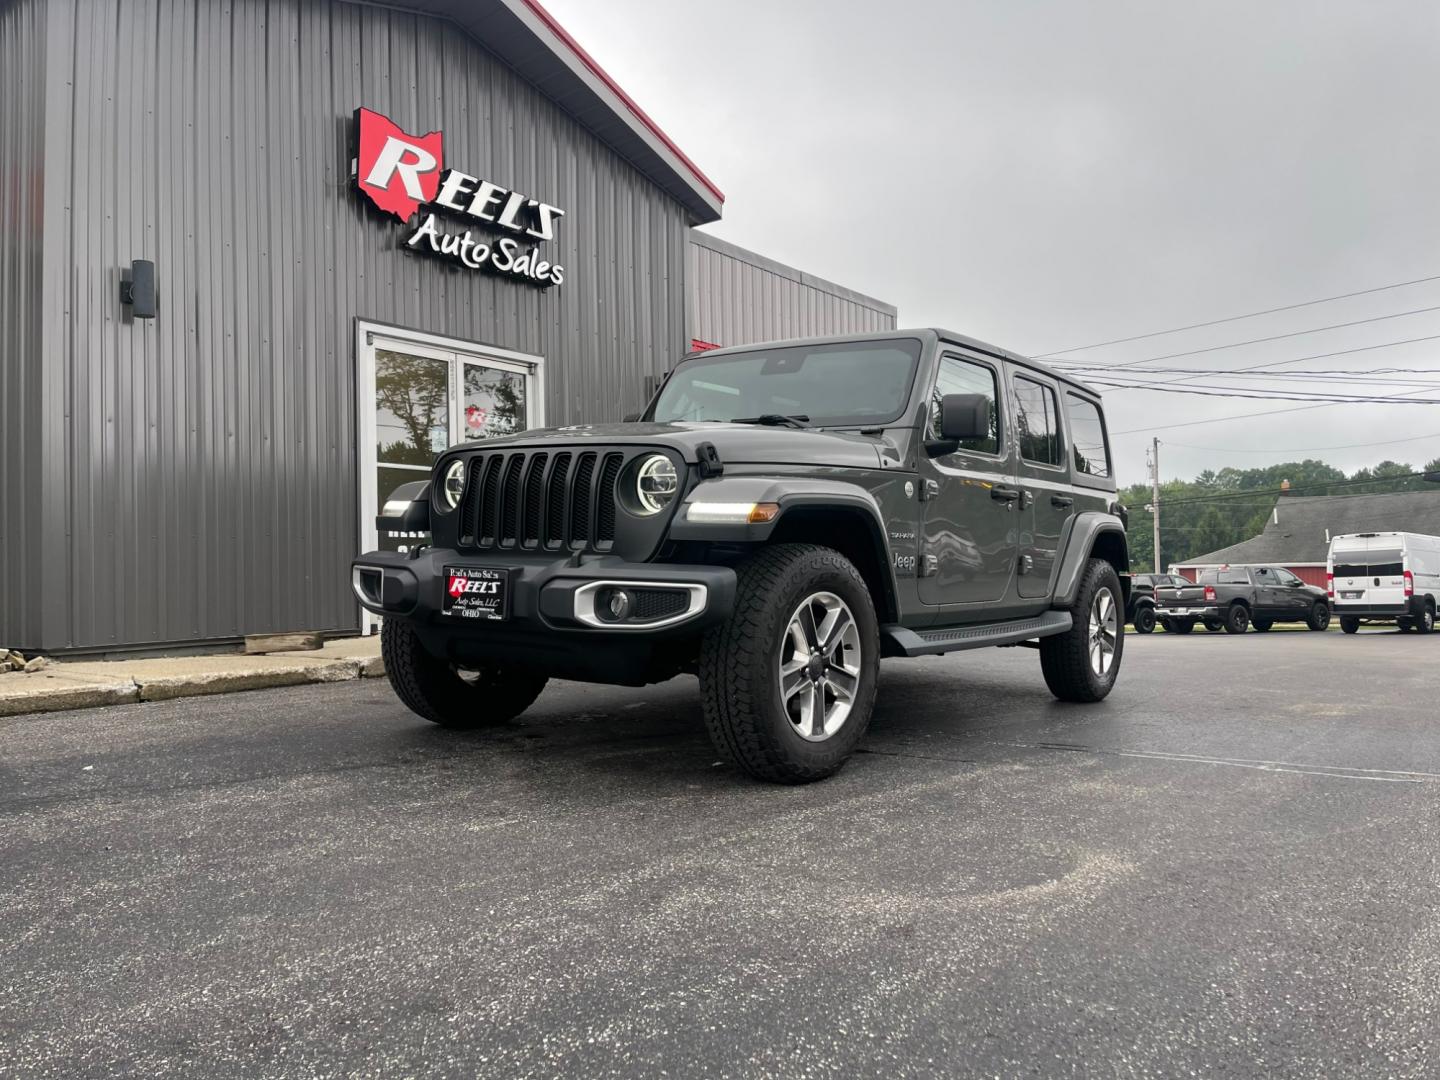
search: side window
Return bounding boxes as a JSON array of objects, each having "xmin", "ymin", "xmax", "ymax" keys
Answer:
[
  {"xmin": 1013, "ymin": 377, "xmax": 1062, "ymax": 467},
  {"xmin": 930, "ymin": 355, "xmax": 1001, "ymax": 455},
  {"xmin": 1065, "ymin": 394, "xmax": 1111, "ymax": 478},
  {"xmin": 1274, "ymin": 568, "xmax": 1301, "ymax": 586}
]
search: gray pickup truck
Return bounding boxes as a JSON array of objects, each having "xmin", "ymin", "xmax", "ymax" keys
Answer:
[
  {"xmin": 1154, "ymin": 565, "xmax": 1331, "ymax": 634},
  {"xmin": 353, "ymin": 329, "xmax": 1131, "ymax": 783}
]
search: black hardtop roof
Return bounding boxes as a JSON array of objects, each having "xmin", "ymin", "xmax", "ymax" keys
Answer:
[{"xmin": 685, "ymin": 329, "xmax": 1103, "ymax": 398}]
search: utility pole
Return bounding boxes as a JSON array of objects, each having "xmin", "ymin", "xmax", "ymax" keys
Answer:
[{"xmin": 1150, "ymin": 438, "xmax": 1162, "ymax": 574}]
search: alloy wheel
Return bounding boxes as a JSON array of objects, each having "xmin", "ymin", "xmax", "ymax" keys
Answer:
[
  {"xmin": 779, "ymin": 591, "xmax": 863, "ymax": 741},
  {"xmin": 1089, "ymin": 588, "xmax": 1119, "ymax": 676}
]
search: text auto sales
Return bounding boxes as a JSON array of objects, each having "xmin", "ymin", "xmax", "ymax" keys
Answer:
[{"xmin": 407, "ymin": 172, "xmax": 566, "ymax": 287}]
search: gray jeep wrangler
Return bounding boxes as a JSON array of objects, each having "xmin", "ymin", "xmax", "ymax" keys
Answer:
[{"xmin": 352, "ymin": 329, "xmax": 1129, "ymax": 783}]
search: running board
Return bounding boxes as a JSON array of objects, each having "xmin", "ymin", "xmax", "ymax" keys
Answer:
[{"xmin": 881, "ymin": 611, "xmax": 1073, "ymax": 657}]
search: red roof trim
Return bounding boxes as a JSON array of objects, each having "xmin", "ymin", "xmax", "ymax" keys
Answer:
[{"xmin": 518, "ymin": 0, "xmax": 725, "ymax": 205}]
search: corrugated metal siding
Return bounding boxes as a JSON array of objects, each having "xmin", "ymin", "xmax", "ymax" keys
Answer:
[
  {"xmin": 688, "ymin": 232, "xmax": 897, "ymax": 348},
  {"xmin": 38, "ymin": 0, "xmax": 689, "ymax": 651},
  {"xmin": 0, "ymin": 0, "xmax": 47, "ymax": 648}
]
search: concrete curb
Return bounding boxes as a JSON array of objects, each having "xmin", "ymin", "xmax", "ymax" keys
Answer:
[
  {"xmin": 0, "ymin": 638, "xmax": 386, "ymax": 719},
  {"xmin": 0, "ymin": 671, "xmax": 142, "ymax": 719}
]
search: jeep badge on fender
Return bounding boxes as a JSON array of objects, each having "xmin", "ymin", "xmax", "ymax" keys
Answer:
[{"xmin": 352, "ymin": 329, "xmax": 1130, "ymax": 784}]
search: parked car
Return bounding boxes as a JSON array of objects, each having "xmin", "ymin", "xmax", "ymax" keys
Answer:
[
  {"xmin": 1329, "ymin": 532, "xmax": 1440, "ymax": 634},
  {"xmin": 1127, "ymin": 573, "xmax": 1189, "ymax": 633},
  {"xmin": 352, "ymin": 329, "xmax": 1131, "ymax": 784},
  {"xmin": 1154, "ymin": 565, "xmax": 1330, "ymax": 634}
]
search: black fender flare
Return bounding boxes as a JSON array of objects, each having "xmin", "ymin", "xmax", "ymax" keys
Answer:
[
  {"xmin": 1051, "ymin": 512, "xmax": 1130, "ymax": 609},
  {"xmin": 670, "ymin": 476, "xmax": 900, "ymax": 621}
]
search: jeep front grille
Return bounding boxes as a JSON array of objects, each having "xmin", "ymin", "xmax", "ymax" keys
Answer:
[{"xmin": 459, "ymin": 449, "xmax": 625, "ymax": 552}]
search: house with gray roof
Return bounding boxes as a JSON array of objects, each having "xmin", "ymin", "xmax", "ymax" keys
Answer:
[{"xmin": 1173, "ymin": 490, "xmax": 1440, "ymax": 587}]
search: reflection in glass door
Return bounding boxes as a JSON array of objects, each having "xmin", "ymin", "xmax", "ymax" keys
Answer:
[
  {"xmin": 357, "ymin": 327, "xmax": 545, "ymax": 626},
  {"xmin": 461, "ymin": 362, "xmax": 528, "ymax": 443},
  {"xmin": 375, "ymin": 348, "xmax": 452, "ymax": 553}
]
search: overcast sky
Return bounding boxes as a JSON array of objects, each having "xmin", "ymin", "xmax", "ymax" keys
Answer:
[{"xmin": 545, "ymin": 0, "xmax": 1440, "ymax": 488}]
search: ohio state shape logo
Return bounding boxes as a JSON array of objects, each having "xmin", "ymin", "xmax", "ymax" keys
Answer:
[
  {"xmin": 356, "ymin": 107, "xmax": 443, "ymax": 221},
  {"xmin": 352, "ymin": 106, "xmax": 566, "ymax": 287}
]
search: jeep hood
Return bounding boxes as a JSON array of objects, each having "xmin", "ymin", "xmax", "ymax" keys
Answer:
[{"xmin": 455, "ymin": 422, "xmax": 886, "ymax": 469}]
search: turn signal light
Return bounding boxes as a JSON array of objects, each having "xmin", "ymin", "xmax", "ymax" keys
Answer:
[
  {"xmin": 1326, "ymin": 572, "xmax": 1334, "ymax": 598},
  {"xmin": 748, "ymin": 502, "xmax": 780, "ymax": 523},
  {"xmin": 1404, "ymin": 570, "xmax": 1414, "ymax": 598},
  {"xmin": 1203, "ymin": 585, "xmax": 1216, "ymax": 602}
]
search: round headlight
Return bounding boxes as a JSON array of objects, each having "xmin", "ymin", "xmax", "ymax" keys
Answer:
[
  {"xmin": 634, "ymin": 454, "xmax": 678, "ymax": 515},
  {"xmin": 440, "ymin": 459, "xmax": 467, "ymax": 510}
]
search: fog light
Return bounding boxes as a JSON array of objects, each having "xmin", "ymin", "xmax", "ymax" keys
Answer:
[{"xmin": 605, "ymin": 588, "xmax": 632, "ymax": 621}]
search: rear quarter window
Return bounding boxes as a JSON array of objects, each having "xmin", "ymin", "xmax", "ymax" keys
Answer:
[{"xmin": 1064, "ymin": 394, "xmax": 1110, "ymax": 478}]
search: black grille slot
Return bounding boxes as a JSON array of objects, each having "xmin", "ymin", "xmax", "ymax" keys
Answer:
[
  {"xmin": 463, "ymin": 458, "xmax": 485, "ymax": 541},
  {"xmin": 454, "ymin": 447, "xmax": 638, "ymax": 554},
  {"xmin": 479, "ymin": 456, "xmax": 502, "ymax": 542},
  {"xmin": 570, "ymin": 453, "xmax": 596, "ymax": 547},
  {"xmin": 499, "ymin": 456, "xmax": 525, "ymax": 547},
  {"xmin": 522, "ymin": 453, "xmax": 548, "ymax": 547},
  {"xmin": 595, "ymin": 453, "xmax": 623, "ymax": 547},
  {"xmin": 546, "ymin": 454, "xmax": 572, "ymax": 550}
]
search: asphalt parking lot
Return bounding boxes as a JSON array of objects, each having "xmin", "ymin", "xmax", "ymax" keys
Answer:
[{"xmin": 2, "ymin": 629, "xmax": 1437, "ymax": 1079}]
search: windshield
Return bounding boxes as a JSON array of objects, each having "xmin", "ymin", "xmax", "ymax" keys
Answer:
[{"xmin": 650, "ymin": 340, "xmax": 923, "ymax": 427}]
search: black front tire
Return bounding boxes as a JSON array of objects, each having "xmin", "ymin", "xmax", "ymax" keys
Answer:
[
  {"xmin": 699, "ymin": 544, "xmax": 880, "ymax": 784},
  {"xmin": 1252, "ymin": 618, "xmax": 1273, "ymax": 632},
  {"xmin": 1040, "ymin": 559, "xmax": 1124, "ymax": 703},
  {"xmin": 1167, "ymin": 618, "xmax": 1196, "ymax": 635},
  {"xmin": 1307, "ymin": 602, "xmax": 1331, "ymax": 631},
  {"xmin": 1203, "ymin": 618, "xmax": 1224, "ymax": 633},
  {"xmin": 1223, "ymin": 604, "xmax": 1250, "ymax": 634},
  {"xmin": 381, "ymin": 618, "xmax": 547, "ymax": 729},
  {"xmin": 1133, "ymin": 605, "xmax": 1157, "ymax": 634},
  {"xmin": 1340, "ymin": 616, "xmax": 1360, "ymax": 635}
]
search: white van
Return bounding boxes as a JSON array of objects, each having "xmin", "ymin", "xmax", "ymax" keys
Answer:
[{"xmin": 1328, "ymin": 532, "xmax": 1440, "ymax": 634}]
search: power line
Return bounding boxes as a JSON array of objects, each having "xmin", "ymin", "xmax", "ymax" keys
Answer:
[
  {"xmin": 1163, "ymin": 431, "xmax": 1440, "ymax": 453},
  {"xmin": 1034, "ymin": 273, "xmax": 1440, "ymax": 357},
  {"xmin": 1053, "ymin": 333, "xmax": 1440, "ymax": 381},
  {"xmin": 1109, "ymin": 383, "xmax": 1438, "ymax": 436},
  {"xmin": 1085, "ymin": 380, "xmax": 1440, "ymax": 404},
  {"xmin": 1050, "ymin": 306, "xmax": 1440, "ymax": 372}
]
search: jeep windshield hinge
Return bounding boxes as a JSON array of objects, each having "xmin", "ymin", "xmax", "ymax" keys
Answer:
[{"xmin": 696, "ymin": 442, "xmax": 724, "ymax": 479}]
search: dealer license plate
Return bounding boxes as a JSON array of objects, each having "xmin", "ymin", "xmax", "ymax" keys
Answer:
[
  {"xmin": 442, "ymin": 566, "xmax": 509, "ymax": 621},
  {"xmin": 1341, "ymin": 591, "xmax": 1362, "ymax": 600}
]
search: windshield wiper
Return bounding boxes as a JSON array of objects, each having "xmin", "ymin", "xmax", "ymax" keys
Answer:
[{"xmin": 731, "ymin": 414, "xmax": 811, "ymax": 429}]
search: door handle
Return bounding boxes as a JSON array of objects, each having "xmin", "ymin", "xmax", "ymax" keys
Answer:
[
  {"xmin": 990, "ymin": 485, "xmax": 1020, "ymax": 502},
  {"xmin": 1051, "ymin": 494, "xmax": 1074, "ymax": 508}
]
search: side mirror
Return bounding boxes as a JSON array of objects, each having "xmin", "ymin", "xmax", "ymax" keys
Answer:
[
  {"xmin": 938, "ymin": 394, "xmax": 990, "ymax": 442},
  {"xmin": 623, "ymin": 412, "xmax": 643, "ymax": 423},
  {"xmin": 376, "ymin": 480, "xmax": 431, "ymax": 533}
]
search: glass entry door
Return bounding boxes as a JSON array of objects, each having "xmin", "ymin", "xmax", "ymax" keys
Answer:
[{"xmin": 357, "ymin": 325, "xmax": 544, "ymax": 627}]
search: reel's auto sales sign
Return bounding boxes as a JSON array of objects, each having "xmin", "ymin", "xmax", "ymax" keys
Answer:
[{"xmin": 354, "ymin": 107, "xmax": 566, "ymax": 287}]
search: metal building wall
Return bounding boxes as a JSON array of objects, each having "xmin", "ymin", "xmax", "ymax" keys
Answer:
[
  {"xmin": 0, "ymin": 0, "xmax": 47, "ymax": 648},
  {"xmin": 29, "ymin": 0, "xmax": 691, "ymax": 652},
  {"xmin": 688, "ymin": 232, "xmax": 897, "ymax": 348}
]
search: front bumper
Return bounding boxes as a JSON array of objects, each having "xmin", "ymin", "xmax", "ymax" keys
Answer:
[
  {"xmin": 352, "ymin": 548, "xmax": 736, "ymax": 634},
  {"xmin": 352, "ymin": 548, "xmax": 737, "ymax": 684}
]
